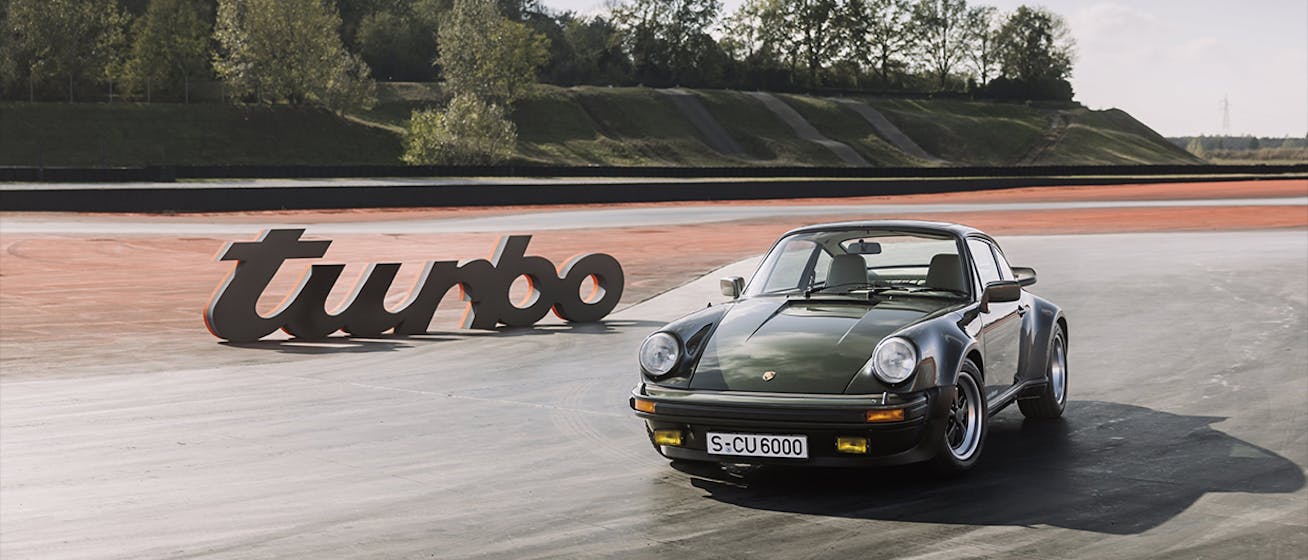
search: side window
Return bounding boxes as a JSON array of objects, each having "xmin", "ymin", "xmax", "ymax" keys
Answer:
[
  {"xmin": 967, "ymin": 239, "xmax": 1002, "ymax": 286},
  {"xmin": 992, "ymin": 247, "xmax": 1014, "ymax": 280},
  {"xmin": 762, "ymin": 239, "xmax": 818, "ymax": 293},
  {"xmin": 812, "ymin": 250, "xmax": 833, "ymax": 286}
]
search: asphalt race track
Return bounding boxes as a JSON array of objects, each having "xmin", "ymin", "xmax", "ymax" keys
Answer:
[{"xmin": 2, "ymin": 224, "xmax": 1306, "ymax": 556}]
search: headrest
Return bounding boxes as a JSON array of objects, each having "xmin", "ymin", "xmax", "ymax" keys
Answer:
[
  {"xmin": 926, "ymin": 253, "xmax": 965, "ymax": 293},
  {"xmin": 827, "ymin": 254, "xmax": 867, "ymax": 287}
]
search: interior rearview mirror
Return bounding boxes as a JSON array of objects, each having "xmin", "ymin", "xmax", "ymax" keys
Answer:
[
  {"xmin": 847, "ymin": 240, "xmax": 882, "ymax": 254},
  {"xmin": 1011, "ymin": 266, "xmax": 1037, "ymax": 287},
  {"xmin": 720, "ymin": 276, "xmax": 745, "ymax": 299}
]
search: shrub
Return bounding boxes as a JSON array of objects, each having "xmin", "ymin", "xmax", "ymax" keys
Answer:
[{"xmin": 402, "ymin": 93, "xmax": 518, "ymax": 165}]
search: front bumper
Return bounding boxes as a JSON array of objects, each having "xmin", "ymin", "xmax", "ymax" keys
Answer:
[{"xmin": 630, "ymin": 384, "xmax": 951, "ymax": 467}]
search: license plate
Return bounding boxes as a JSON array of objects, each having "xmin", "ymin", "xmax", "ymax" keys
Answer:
[{"xmin": 706, "ymin": 432, "xmax": 808, "ymax": 459}]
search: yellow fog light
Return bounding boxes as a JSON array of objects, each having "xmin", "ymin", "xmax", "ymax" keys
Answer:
[
  {"xmin": 865, "ymin": 408, "xmax": 905, "ymax": 423},
  {"xmin": 836, "ymin": 436, "xmax": 869, "ymax": 454},
  {"xmin": 633, "ymin": 398, "xmax": 656, "ymax": 414},
  {"xmin": 652, "ymin": 429, "xmax": 683, "ymax": 447}
]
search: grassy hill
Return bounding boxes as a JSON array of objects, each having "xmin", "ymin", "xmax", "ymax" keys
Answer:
[
  {"xmin": 866, "ymin": 98, "xmax": 1050, "ymax": 165},
  {"xmin": 0, "ymin": 103, "xmax": 403, "ymax": 167},
  {"xmin": 0, "ymin": 84, "xmax": 1199, "ymax": 168}
]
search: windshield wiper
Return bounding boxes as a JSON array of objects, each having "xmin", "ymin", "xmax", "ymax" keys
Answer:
[
  {"xmin": 804, "ymin": 282, "xmax": 897, "ymax": 298},
  {"xmin": 805, "ymin": 281, "xmax": 862, "ymax": 297},
  {"xmin": 880, "ymin": 285, "xmax": 969, "ymax": 298}
]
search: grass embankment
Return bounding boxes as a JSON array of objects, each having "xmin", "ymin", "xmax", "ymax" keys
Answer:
[
  {"xmin": 866, "ymin": 98, "xmax": 1199, "ymax": 166},
  {"xmin": 0, "ymin": 102, "xmax": 402, "ymax": 166},
  {"xmin": 779, "ymin": 94, "xmax": 928, "ymax": 166},
  {"xmin": 1037, "ymin": 109, "xmax": 1200, "ymax": 165},
  {"xmin": 512, "ymin": 87, "xmax": 729, "ymax": 165},
  {"xmin": 866, "ymin": 98, "xmax": 1051, "ymax": 165},
  {"xmin": 0, "ymin": 84, "xmax": 1201, "ymax": 168},
  {"xmin": 693, "ymin": 90, "xmax": 840, "ymax": 165}
]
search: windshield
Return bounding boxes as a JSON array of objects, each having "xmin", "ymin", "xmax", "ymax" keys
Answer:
[{"xmin": 744, "ymin": 229, "xmax": 968, "ymax": 298}]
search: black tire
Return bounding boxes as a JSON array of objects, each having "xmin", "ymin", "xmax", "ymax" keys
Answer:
[
  {"xmin": 929, "ymin": 361, "xmax": 987, "ymax": 476},
  {"xmin": 1019, "ymin": 326, "xmax": 1068, "ymax": 419}
]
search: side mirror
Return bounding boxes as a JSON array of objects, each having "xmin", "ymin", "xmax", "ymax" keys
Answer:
[
  {"xmin": 980, "ymin": 280, "xmax": 1021, "ymax": 312},
  {"xmin": 1011, "ymin": 266, "xmax": 1037, "ymax": 287},
  {"xmin": 720, "ymin": 276, "xmax": 745, "ymax": 299}
]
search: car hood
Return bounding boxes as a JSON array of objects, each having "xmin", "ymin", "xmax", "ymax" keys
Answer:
[{"xmin": 688, "ymin": 295, "xmax": 954, "ymax": 394}]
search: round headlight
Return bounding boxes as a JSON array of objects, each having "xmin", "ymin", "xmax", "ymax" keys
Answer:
[
  {"xmin": 867, "ymin": 337, "xmax": 918, "ymax": 384},
  {"xmin": 638, "ymin": 332, "xmax": 681, "ymax": 377}
]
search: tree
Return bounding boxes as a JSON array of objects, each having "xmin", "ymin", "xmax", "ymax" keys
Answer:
[
  {"xmin": 213, "ymin": 0, "xmax": 376, "ymax": 111},
  {"xmin": 610, "ymin": 0, "xmax": 722, "ymax": 86},
  {"xmin": 3, "ymin": 0, "xmax": 128, "ymax": 101},
  {"xmin": 721, "ymin": 0, "xmax": 836, "ymax": 88},
  {"xmin": 720, "ymin": 0, "xmax": 797, "ymax": 88},
  {"xmin": 963, "ymin": 4, "xmax": 1000, "ymax": 87},
  {"xmin": 402, "ymin": 93, "xmax": 517, "ymax": 165},
  {"xmin": 664, "ymin": 0, "xmax": 723, "ymax": 84},
  {"xmin": 0, "ymin": 2, "xmax": 25, "ymax": 98},
  {"xmin": 978, "ymin": 6, "xmax": 1074, "ymax": 100},
  {"xmin": 121, "ymin": 0, "xmax": 212, "ymax": 101},
  {"xmin": 720, "ymin": 0, "xmax": 770, "ymax": 62},
  {"xmin": 356, "ymin": 4, "xmax": 440, "ymax": 81},
  {"xmin": 911, "ymin": 0, "xmax": 971, "ymax": 91},
  {"xmin": 522, "ymin": 9, "xmax": 575, "ymax": 85},
  {"xmin": 791, "ymin": 0, "xmax": 841, "ymax": 87},
  {"xmin": 995, "ymin": 6, "xmax": 1073, "ymax": 83},
  {"xmin": 530, "ymin": 12, "xmax": 634, "ymax": 86},
  {"xmin": 337, "ymin": 0, "xmax": 395, "ymax": 48},
  {"xmin": 438, "ymin": 0, "xmax": 549, "ymax": 103},
  {"xmin": 558, "ymin": 15, "xmax": 632, "ymax": 86},
  {"xmin": 843, "ymin": 0, "xmax": 915, "ymax": 87}
]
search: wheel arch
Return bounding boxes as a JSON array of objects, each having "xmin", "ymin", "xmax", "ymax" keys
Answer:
[
  {"xmin": 926, "ymin": 318, "xmax": 983, "ymax": 389},
  {"xmin": 966, "ymin": 348, "xmax": 984, "ymax": 380},
  {"xmin": 1020, "ymin": 295, "xmax": 1067, "ymax": 381}
]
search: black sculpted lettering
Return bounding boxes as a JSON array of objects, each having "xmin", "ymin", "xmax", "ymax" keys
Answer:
[
  {"xmin": 204, "ymin": 229, "xmax": 330, "ymax": 342},
  {"xmin": 552, "ymin": 253, "xmax": 624, "ymax": 323},
  {"xmin": 204, "ymin": 230, "xmax": 626, "ymax": 342}
]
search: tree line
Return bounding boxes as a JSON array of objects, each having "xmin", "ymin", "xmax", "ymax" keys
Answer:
[
  {"xmin": 1174, "ymin": 135, "xmax": 1308, "ymax": 152},
  {"xmin": 0, "ymin": 0, "xmax": 1076, "ymax": 109}
]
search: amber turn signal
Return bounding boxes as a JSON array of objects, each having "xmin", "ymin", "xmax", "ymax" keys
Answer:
[
  {"xmin": 633, "ymin": 398, "xmax": 656, "ymax": 414},
  {"xmin": 865, "ymin": 408, "xmax": 905, "ymax": 423},
  {"xmin": 835, "ymin": 436, "xmax": 869, "ymax": 454},
  {"xmin": 652, "ymin": 429, "xmax": 683, "ymax": 447}
]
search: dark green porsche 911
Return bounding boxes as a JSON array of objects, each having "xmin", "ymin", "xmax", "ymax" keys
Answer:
[{"xmin": 630, "ymin": 220, "xmax": 1068, "ymax": 474}]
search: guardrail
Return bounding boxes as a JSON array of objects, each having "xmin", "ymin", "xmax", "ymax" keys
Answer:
[{"xmin": 1, "ymin": 163, "xmax": 1306, "ymax": 183}]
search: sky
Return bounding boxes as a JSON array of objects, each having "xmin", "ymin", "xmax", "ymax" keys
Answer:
[{"xmin": 539, "ymin": 0, "xmax": 1308, "ymax": 138}]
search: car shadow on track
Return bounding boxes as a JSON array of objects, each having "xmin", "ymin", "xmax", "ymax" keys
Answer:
[
  {"xmin": 488, "ymin": 319, "xmax": 664, "ymax": 337},
  {"xmin": 219, "ymin": 320, "xmax": 662, "ymax": 353},
  {"xmin": 679, "ymin": 400, "xmax": 1304, "ymax": 535}
]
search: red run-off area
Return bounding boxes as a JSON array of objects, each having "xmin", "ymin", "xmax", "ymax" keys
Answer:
[{"xmin": 1, "ymin": 179, "xmax": 1304, "ymax": 376}]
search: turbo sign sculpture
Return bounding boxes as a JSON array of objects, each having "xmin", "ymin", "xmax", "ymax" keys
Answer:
[{"xmin": 204, "ymin": 229, "xmax": 624, "ymax": 342}]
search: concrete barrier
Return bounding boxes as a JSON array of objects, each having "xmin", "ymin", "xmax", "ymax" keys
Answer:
[
  {"xmin": 3, "ymin": 172, "xmax": 1304, "ymax": 213},
  {"xmin": 3, "ymin": 163, "xmax": 1305, "ymax": 183}
]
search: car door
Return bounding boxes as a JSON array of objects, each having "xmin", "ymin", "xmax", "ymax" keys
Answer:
[
  {"xmin": 967, "ymin": 238, "xmax": 1021, "ymax": 399},
  {"xmin": 989, "ymin": 244, "xmax": 1035, "ymax": 383}
]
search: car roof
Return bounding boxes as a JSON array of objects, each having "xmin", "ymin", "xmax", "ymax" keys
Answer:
[{"xmin": 780, "ymin": 219, "xmax": 988, "ymax": 239}]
